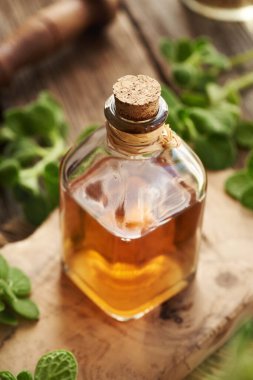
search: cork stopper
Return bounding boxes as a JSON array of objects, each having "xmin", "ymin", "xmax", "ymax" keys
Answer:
[{"xmin": 113, "ymin": 75, "xmax": 161, "ymax": 121}]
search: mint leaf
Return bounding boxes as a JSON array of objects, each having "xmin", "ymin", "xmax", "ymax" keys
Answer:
[
  {"xmin": 236, "ymin": 120, "xmax": 253, "ymax": 149},
  {"xmin": 34, "ymin": 350, "xmax": 78, "ymax": 380},
  {"xmin": 0, "ymin": 159, "xmax": 20, "ymax": 187},
  {"xmin": 194, "ymin": 134, "xmax": 237, "ymax": 170},
  {"xmin": 11, "ymin": 298, "xmax": 39, "ymax": 320},
  {"xmin": 17, "ymin": 372, "xmax": 33, "ymax": 380},
  {"xmin": 1, "ymin": 280, "xmax": 17, "ymax": 305},
  {"xmin": 42, "ymin": 162, "xmax": 59, "ymax": 211},
  {"xmin": 4, "ymin": 138, "xmax": 46, "ymax": 166},
  {"xmin": 188, "ymin": 107, "xmax": 237, "ymax": 136},
  {"xmin": 1, "ymin": 281, "xmax": 39, "ymax": 320},
  {"xmin": 22, "ymin": 195, "xmax": 49, "ymax": 226},
  {"xmin": 1, "ymin": 91, "xmax": 68, "ymax": 226},
  {"xmin": 225, "ymin": 171, "xmax": 253, "ymax": 200},
  {"xmin": 8, "ymin": 268, "xmax": 31, "ymax": 298},
  {"xmin": 0, "ymin": 255, "xmax": 9, "ymax": 280},
  {"xmin": 241, "ymin": 187, "xmax": 253, "ymax": 210},
  {"xmin": 0, "ymin": 300, "xmax": 5, "ymax": 312},
  {"xmin": 0, "ymin": 256, "xmax": 39, "ymax": 326},
  {"xmin": 0, "ymin": 309, "xmax": 18, "ymax": 326},
  {"xmin": 0, "ymin": 372, "xmax": 16, "ymax": 380},
  {"xmin": 247, "ymin": 150, "xmax": 253, "ymax": 178}
]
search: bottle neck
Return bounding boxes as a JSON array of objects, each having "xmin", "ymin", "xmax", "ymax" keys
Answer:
[{"xmin": 104, "ymin": 95, "xmax": 180, "ymax": 156}]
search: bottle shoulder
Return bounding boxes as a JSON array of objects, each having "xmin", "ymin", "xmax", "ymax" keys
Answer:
[
  {"xmin": 63, "ymin": 125, "xmax": 206, "ymax": 199},
  {"xmin": 61, "ymin": 126, "xmax": 206, "ymax": 239}
]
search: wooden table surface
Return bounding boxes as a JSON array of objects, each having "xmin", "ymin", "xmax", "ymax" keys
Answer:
[{"xmin": 0, "ymin": 1, "xmax": 253, "ymax": 379}]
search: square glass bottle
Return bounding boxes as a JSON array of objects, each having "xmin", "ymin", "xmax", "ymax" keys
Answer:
[{"xmin": 60, "ymin": 75, "xmax": 207, "ymax": 321}]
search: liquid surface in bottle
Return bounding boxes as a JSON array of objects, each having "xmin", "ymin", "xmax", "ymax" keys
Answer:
[{"xmin": 61, "ymin": 156, "xmax": 205, "ymax": 320}]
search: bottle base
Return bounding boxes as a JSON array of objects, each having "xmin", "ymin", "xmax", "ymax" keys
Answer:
[
  {"xmin": 182, "ymin": 0, "xmax": 253, "ymax": 21},
  {"xmin": 63, "ymin": 263, "xmax": 195, "ymax": 321}
]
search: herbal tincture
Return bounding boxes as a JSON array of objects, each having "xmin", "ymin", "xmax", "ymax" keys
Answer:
[{"xmin": 60, "ymin": 75, "xmax": 207, "ymax": 321}]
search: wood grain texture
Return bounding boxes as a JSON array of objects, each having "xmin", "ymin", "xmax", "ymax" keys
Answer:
[{"xmin": 0, "ymin": 170, "xmax": 253, "ymax": 380}]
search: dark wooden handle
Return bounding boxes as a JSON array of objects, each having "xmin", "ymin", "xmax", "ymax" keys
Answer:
[{"xmin": 0, "ymin": 0, "xmax": 118, "ymax": 86}]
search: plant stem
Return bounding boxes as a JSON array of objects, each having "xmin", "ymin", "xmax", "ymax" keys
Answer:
[
  {"xmin": 19, "ymin": 137, "xmax": 65, "ymax": 193},
  {"xmin": 230, "ymin": 49, "xmax": 253, "ymax": 67},
  {"xmin": 226, "ymin": 71, "xmax": 253, "ymax": 93}
]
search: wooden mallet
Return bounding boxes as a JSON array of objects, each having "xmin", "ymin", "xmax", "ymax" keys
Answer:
[{"xmin": 0, "ymin": 0, "xmax": 119, "ymax": 86}]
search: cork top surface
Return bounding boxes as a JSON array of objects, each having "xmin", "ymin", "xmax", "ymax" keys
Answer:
[{"xmin": 113, "ymin": 75, "xmax": 161, "ymax": 106}]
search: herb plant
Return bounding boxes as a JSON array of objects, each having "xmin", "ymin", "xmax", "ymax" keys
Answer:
[
  {"xmin": 0, "ymin": 254, "xmax": 39, "ymax": 326},
  {"xmin": 0, "ymin": 92, "xmax": 68, "ymax": 226},
  {"xmin": 160, "ymin": 36, "xmax": 253, "ymax": 209},
  {"xmin": 0, "ymin": 350, "xmax": 78, "ymax": 380}
]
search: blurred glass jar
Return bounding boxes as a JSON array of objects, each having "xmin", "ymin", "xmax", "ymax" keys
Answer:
[{"xmin": 181, "ymin": 0, "xmax": 253, "ymax": 21}]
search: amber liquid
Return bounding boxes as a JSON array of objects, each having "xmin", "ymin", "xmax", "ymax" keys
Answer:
[{"xmin": 61, "ymin": 157, "xmax": 205, "ymax": 320}]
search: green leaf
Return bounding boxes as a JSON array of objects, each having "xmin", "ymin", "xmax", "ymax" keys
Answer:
[
  {"xmin": 17, "ymin": 372, "xmax": 33, "ymax": 380},
  {"xmin": 1, "ymin": 282, "xmax": 39, "ymax": 320},
  {"xmin": 160, "ymin": 38, "xmax": 175, "ymax": 61},
  {"xmin": 11, "ymin": 298, "xmax": 39, "ymax": 320},
  {"xmin": 5, "ymin": 110, "xmax": 31, "ymax": 137},
  {"xmin": 4, "ymin": 92, "xmax": 67, "ymax": 140},
  {"xmin": 1, "ymin": 280, "xmax": 18, "ymax": 305},
  {"xmin": 175, "ymin": 38, "xmax": 194, "ymax": 62},
  {"xmin": 236, "ymin": 120, "xmax": 253, "ymax": 149},
  {"xmin": 0, "ymin": 255, "xmax": 9, "ymax": 280},
  {"xmin": 189, "ymin": 107, "xmax": 237, "ymax": 136},
  {"xmin": 42, "ymin": 162, "xmax": 59, "ymax": 211},
  {"xmin": 0, "ymin": 127, "xmax": 15, "ymax": 143},
  {"xmin": 0, "ymin": 300, "xmax": 5, "ymax": 312},
  {"xmin": 241, "ymin": 186, "xmax": 253, "ymax": 210},
  {"xmin": 225, "ymin": 171, "xmax": 253, "ymax": 200},
  {"xmin": 246, "ymin": 150, "xmax": 253, "ymax": 178},
  {"xmin": 181, "ymin": 91, "xmax": 209, "ymax": 107},
  {"xmin": 194, "ymin": 134, "xmax": 237, "ymax": 170},
  {"xmin": 8, "ymin": 267, "xmax": 31, "ymax": 297},
  {"xmin": 0, "ymin": 372, "xmax": 16, "ymax": 380},
  {"xmin": 172, "ymin": 63, "xmax": 194, "ymax": 87},
  {"xmin": 1, "ymin": 91, "xmax": 67, "ymax": 226},
  {"xmin": 37, "ymin": 92, "xmax": 68, "ymax": 138},
  {"xmin": 22, "ymin": 195, "xmax": 50, "ymax": 226},
  {"xmin": 0, "ymin": 159, "xmax": 20, "ymax": 187},
  {"xmin": 161, "ymin": 85, "xmax": 181, "ymax": 108},
  {"xmin": 0, "ymin": 309, "xmax": 18, "ymax": 326},
  {"xmin": 34, "ymin": 350, "xmax": 78, "ymax": 380},
  {"xmin": 4, "ymin": 138, "xmax": 46, "ymax": 166}
]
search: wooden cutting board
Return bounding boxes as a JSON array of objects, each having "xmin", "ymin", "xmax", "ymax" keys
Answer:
[{"xmin": 0, "ymin": 170, "xmax": 253, "ymax": 380}]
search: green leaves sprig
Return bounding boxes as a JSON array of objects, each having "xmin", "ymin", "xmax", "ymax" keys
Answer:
[
  {"xmin": 160, "ymin": 36, "xmax": 253, "ymax": 176},
  {"xmin": 0, "ymin": 350, "xmax": 78, "ymax": 380},
  {"xmin": 0, "ymin": 92, "xmax": 68, "ymax": 226},
  {"xmin": 0, "ymin": 254, "xmax": 39, "ymax": 326}
]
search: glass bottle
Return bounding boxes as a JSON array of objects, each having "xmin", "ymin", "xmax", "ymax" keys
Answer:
[
  {"xmin": 181, "ymin": 0, "xmax": 253, "ymax": 21},
  {"xmin": 60, "ymin": 75, "xmax": 207, "ymax": 321}
]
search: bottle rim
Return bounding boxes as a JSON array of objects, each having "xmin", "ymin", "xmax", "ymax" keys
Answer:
[{"xmin": 104, "ymin": 95, "xmax": 168, "ymax": 134}]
